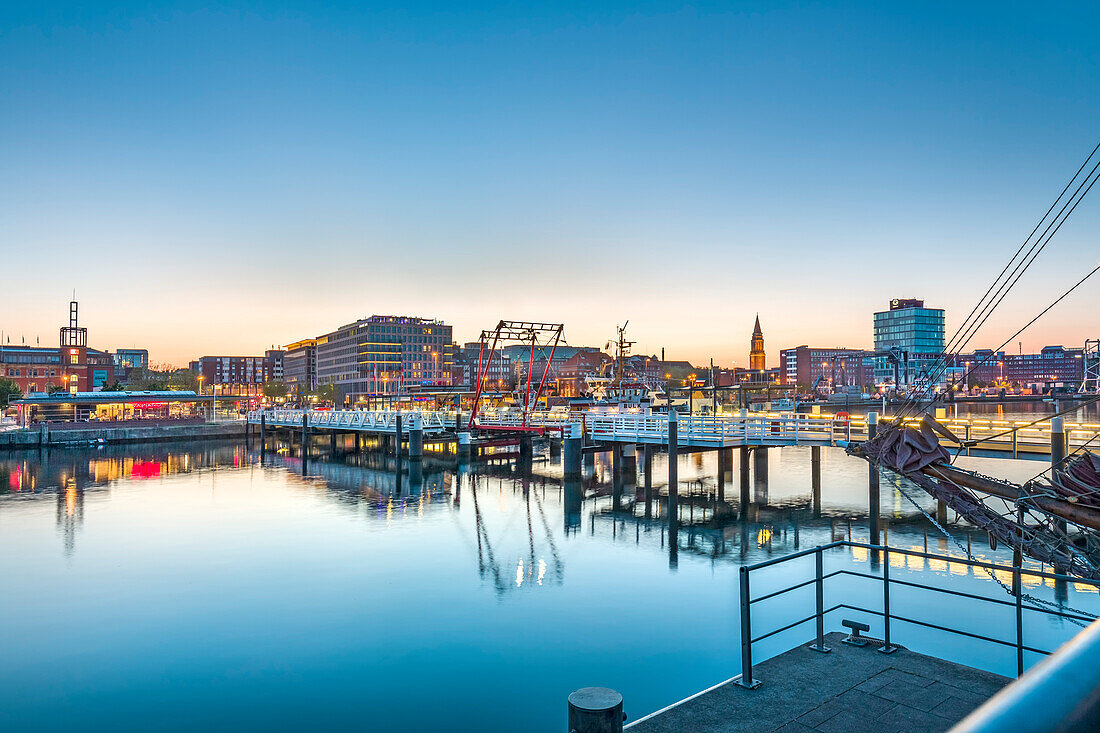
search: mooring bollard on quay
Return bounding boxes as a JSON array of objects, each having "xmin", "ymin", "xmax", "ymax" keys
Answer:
[{"xmin": 568, "ymin": 687, "xmax": 624, "ymax": 733}]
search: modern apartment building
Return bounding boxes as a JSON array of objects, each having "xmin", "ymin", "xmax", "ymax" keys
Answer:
[
  {"xmin": 283, "ymin": 338, "xmax": 322, "ymax": 395},
  {"xmin": 189, "ymin": 352, "xmax": 283, "ymax": 395},
  {"xmin": 315, "ymin": 315, "xmax": 455, "ymax": 404}
]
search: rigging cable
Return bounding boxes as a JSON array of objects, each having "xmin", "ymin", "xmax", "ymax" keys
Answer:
[{"xmin": 891, "ymin": 141, "xmax": 1100, "ymax": 418}]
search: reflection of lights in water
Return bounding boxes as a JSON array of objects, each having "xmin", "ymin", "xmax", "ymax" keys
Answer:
[
  {"xmin": 756, "ymin": 527, "xmax": 772, "ymax": 547},
  {"xmin": 65, "ymin": 486, "xmax": 77, "ymax": 515},
  {"xmin": 537, "ymin": 558, "xmax": 546, "ymax": 586},
  {"xmin": 515, "ymin": 558, "xmax": 524, "ymax": 587}
]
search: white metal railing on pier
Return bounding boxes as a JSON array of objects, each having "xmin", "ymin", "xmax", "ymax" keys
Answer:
[
  {"xmin": 584, "ymin": 412, "xmax": 835, "ymax": 447},
  {"xmin": 248, "ymin": 409, "xmax": 448, "ymax": 434},
  {"xmin": 246, "ymin": 407, "xmax": 1100, "ymax": 453}
]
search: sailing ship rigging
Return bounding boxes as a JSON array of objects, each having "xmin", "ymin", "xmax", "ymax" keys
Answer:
[{"xmin": 848, "ymin": 139, "xmax": 1100, "ymax": 579}]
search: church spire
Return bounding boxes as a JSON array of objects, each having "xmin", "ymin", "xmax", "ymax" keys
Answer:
[{"xmin": 749, "ymin": 315, "xmax": 766, "ymax": 370}]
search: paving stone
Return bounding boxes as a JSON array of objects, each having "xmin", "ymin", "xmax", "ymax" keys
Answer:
[
  {"xmin": 929, "ymin": 695, "xmax": 980, "ymax": 721},
  {"xmin": 925, "ymin": 681, "xmax": 987, "ymax": 706},
  {"xmin": 796, "ymin": 699, "xmax": 845, "ymax": 728},
  {"xmin": 815, "ymin": 709, "xmax": 882, "ymax": 733},
  {"xmin": 872, "ymin": 678, "xmax": 950, "ymax": 711},
  {"xmin": 773, "ymin": 723, "xmax": 817, "ymax": 733},
  {"xmin": 875, "ymin": 703, "xmax": 952, "ymax": 733},
  {"xmin": 835, "ymin": 688, "xmax": 897, "ymax": 717},
  {"xmin": 855, "ymin": 668, "xmax": 933, "ymax": 694}
]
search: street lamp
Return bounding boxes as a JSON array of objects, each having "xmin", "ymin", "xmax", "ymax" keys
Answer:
[{"xmin": 197, "ymin": 375, "xmax": 207, "ymax": 419}]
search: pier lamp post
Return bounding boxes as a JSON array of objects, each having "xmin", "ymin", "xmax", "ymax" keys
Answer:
[{"xmin": 964, "ymin": 361, "xmax": 971, "ymax": 393}]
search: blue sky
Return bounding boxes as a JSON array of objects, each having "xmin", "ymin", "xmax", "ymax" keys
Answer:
[{"xmin": 2, "ymin": 2, "xmax": 1098, "ymax": 366}]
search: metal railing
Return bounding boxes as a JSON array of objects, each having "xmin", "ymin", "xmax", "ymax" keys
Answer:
[
  {"xmin": 736, "ymin": 541, "xmax": 1100, "ymax": 689},
  {"xmin": 245, "ymin": 407, "xmax": 1100, "ymax": 454},
  {"xmin": 950, "ymin": 616, "xmax": 1100, "ymax": 732},
  {"xmin": 248, "ymin": 409, "xmax": 447, "ymax": 434}
]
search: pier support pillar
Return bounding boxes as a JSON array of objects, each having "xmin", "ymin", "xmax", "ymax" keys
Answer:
[
  {"xmin": 753, "ymin": 447, "xmax": 769, "ymax": 504},
  {"xmin": 739, "ymin": 446, "xmax": 750, "ymax": 513},
  {"xmin": 717, "ymin": 447, "xmax": 733, "ymax": 504},
  {"xmin": 330, "ymin": 431, "xmax": 337, "ymax": 453},
  {"xmin": 394, "ymin": 413, "xmax": 403, "ymax": 459},
  {"xmin": 868, "ymin": 412, "xmax": 880, "ymax": 544},
  {"xmin": 354, "ymin": 433, "xmax": 360, "ymax": 452},
  {"xmin": 519, "ymin": 435, "xmax": 533, "ymax": 463},
  {"xmin": 564, "ymin": 477, "xmax": 583, "ymax": 532},
  {"xmin": 301, "ymin": 412, "xmax": 310, "ymax": 460},
  {"xmin": 458, "ymin": 431, "xmax": 472, "ymax": 462},
  {"xmin": 259, "ymin": 413, "xmax": 266, "ymax": 458},
  {"xmin": 667, "ymin": 412, "xmax": 679, "ymax": 525},
  {"xmin": 643, "ymin": 444, "xmax": 653, "ymax": 518},
  {"xmin": 612, "ymin": 443, "xmax": 623, "ymax": 511},
  {"xmin": 622, "ymin": 443, "xmax": 637, "ymax": 476},
  {"xmin": 563, "ymin": 424, "xmax": 583, "ymax": 478},
  {"xmin": 811, "ymin": 445, "xmax": 822, "ymax": 518},
  {"xmin": 409, "ymin": 414, "xmax": 424, "ymax": 459},
  {"xmin": 1051, "ymin": 416, "xmax": 1068, "ymax": 564}
]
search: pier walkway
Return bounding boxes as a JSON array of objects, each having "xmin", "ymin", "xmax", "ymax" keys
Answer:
[
  {"xmin": 247, "ymin": 408, "xmax": 1100, "ymax": 456},
  {"xmin": 626, "ymin": 633, "xmax": 1009, "ymax": 733}
]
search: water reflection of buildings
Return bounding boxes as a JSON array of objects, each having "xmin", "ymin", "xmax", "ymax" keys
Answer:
[
  {"xmin": 9, "ymin": 438, "xmax": 1095, "ymax": 606},
  {"xmin": 0, "ymin": 442, "xmax": 254, "ymax": 555}
]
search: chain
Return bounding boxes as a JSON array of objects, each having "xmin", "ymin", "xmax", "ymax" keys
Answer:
[{"xmin": 886, "ymin": 473, "xmax": 1092, "ymax": 626}]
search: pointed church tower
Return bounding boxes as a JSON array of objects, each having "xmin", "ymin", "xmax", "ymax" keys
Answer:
[{"xmin": 749, "ymin": 314, "xmax": 766, "ymax": 370}]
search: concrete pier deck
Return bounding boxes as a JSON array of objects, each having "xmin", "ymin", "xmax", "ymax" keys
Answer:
[{"xmin": 627, "ymin": 633, "xmax": 1010, "ymax": 733}]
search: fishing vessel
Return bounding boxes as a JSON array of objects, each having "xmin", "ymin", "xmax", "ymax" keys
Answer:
[{"xmin": 581, "ymin": 322, "xmax": 665, "ymax": 410}]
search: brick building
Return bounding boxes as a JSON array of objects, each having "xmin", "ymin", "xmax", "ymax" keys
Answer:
[
  {"xmin": 1, "ymin": 300, "xmax": 144, "ymax": 395},
  {"xmin": 780, "ymin": 346, "xmax": 876, "ymax": 392}
]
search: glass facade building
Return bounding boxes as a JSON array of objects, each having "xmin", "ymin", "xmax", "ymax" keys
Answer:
[{"xmin": 872, "ymin": 298, "xmax": 945, "ymax": 386}]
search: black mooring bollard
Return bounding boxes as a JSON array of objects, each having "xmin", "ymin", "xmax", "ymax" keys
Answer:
[{"xmin": 567, "ymin": 687, "xmax": 623, "ymax": 733}]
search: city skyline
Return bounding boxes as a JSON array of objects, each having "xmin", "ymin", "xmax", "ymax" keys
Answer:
[
  {"xmin": 3, "ymin": 3, "xmax": 1099, "ymax": 365},
  {"xmin": 3, "ymin": 294, "xmax": 1094, "ymax": 373}
]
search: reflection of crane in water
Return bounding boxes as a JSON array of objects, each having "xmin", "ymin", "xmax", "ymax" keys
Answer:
[{"xmin": 461, "ymin": 472, "xmax": 565, "ymax": 595}]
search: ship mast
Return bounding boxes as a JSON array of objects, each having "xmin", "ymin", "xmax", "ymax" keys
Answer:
[{"xmin": 613, "ymin": 321, "xmax": 636, "ymax": 385}]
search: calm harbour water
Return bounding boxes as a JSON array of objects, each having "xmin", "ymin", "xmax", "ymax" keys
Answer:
[{"xmin": 1, "ymin": 405, "xmax": 1097, "ymax": 731}]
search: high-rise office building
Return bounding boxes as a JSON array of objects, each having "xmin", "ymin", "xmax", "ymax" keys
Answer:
[{"xmin": 873, "ymin": 298, "xmax": 945, "ymax": 386}]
